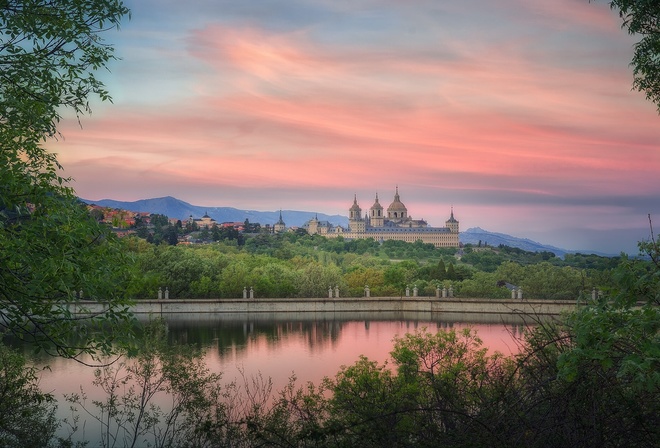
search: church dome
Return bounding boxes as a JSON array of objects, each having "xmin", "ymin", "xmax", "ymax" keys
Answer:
[{"xmin": 387, "ymin": 187, "xmax": 407, "ymax": 214}]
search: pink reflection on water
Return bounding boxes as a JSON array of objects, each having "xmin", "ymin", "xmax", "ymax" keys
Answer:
[
  {"xmin": 203, "ymin": 321, "xmax": 523, "ymax": 391},
  {"xmin": 31, "ymin": 318, "xmax": 526, "ymax": 443}
]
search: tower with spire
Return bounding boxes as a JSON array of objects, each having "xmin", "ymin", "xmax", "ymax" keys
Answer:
[
  {"xmin": 307, "ymin": 213, "xmax": 319, "ymax": 235},
  {"xmin": 274, "ymin": 210, "xmax": 286, "ymax": 233},
  {"xmin": 445, "ymin": 207, "xmax": 459, "ymax": 234},
  {"xmin": 348, "ymin": 194, "xmax": 365, "ymax": 233},
  {"xmin": 370, "ymin": 193, "xmax": 384, "ymax": 227}
]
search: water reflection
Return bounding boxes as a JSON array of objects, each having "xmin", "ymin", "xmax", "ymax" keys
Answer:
[
  {"xmin": 6, "ymin": 312, "xmax": 538, "ymax": 445},
  {"xmin": 154, "ymin": 311, "xmax": 536, "ymax": 391},
  {"xmin": 161, "ymin": 310, "xmax": 536, "ymax": 359}
]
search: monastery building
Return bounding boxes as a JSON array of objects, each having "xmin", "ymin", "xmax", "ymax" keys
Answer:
[{"xmin": 305, "ymin": 187, "xmax": 459, "ymax": 248}]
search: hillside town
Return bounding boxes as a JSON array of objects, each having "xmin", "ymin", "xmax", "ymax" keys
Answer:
[{"xmin": 85, "ymin": 203, "xmax": 298, "ymax": 245}]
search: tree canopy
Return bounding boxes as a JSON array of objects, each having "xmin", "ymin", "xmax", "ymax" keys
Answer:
[
  {"xmin": 609, "ymin": 0, "xmax": 660, "ymax": 113},
  {"xmin": 0, "ymin": 1, "xmax": 133, "ymax": 360}
]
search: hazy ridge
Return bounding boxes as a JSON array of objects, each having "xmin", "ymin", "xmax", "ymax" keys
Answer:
[{"xmin": 82, "ymin": 196, "xmax": 613, "ymax": 257}]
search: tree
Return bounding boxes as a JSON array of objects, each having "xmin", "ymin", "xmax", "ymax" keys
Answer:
[
  {"xmin": 65, "ymin": 319, "xmax": 245, "ymax": 448},
  {"xmin": 608, "ymin": 1, "xmax": 660, "ymax": 113},
  {"xmin": 0, "ymin": 344, "xmax": 59, "ymax": 447},
  {"xmin": 446, "ymin": 262, "xmax": 457, "ymax": 280},
  {"xmin": 0, "ymin": 1, "xmax": 134, "ymax": 359}
]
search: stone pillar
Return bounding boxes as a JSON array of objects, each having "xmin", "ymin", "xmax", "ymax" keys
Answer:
[
  {"xmin": 436, "ymin": 286, "xmax": 441, "ymax": 298},
  {"xmin": 517, "ymin": 287, "xmax": 523, "ymax": 300},
  {"xmin": 243, "ymin": 287, "xmax": 248, "ymax": 299},
  {"xmin": 365, "ymin": 285, "xmax": 370, "ymax": 298},
  {"xmin": 164, "ymin": 287, "xmax": 169, "ymax": 300},
  {"xmin": 78, "ymin": 290, "xmax": 83, "ymax": 300},
  {"xmin": 442, "ymin": 287, "xmax": 447, "ymax": 298},
  {"xmin": 405, "ymin": 287, "xmax": 410, "ymax": 297},
  {"xmin": 413, "ymin": 285, "xmax": 418, "ymax": 297},
  {"xmin": 592, "ymin": 288, "xmax": 596, "ymax": 300},
  {"xmin": 158, "ymin": 287, "xmax": 162, "ymax": 300},
  {"xmin": 334, "ymin": 286, "xmax": 339, "ymax": 298},
  {"xmin": 448, "ymin": 285, "xmax": 453, "ymax": 298},
  {"xmin": 250, "ymin": 287, "xmax": 254, "ymax": 299},
  {"xmin": 511, "ymin": 288, "xmax": 516, "ymax": 300},
  {"xmin": 329, "ymin": 287, "xmax": 333, "ymax": 298}
]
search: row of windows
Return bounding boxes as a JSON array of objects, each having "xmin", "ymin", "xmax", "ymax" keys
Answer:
[{"xmin": 327, "ymin": 232, "xmax": 458, "ymax": 248}]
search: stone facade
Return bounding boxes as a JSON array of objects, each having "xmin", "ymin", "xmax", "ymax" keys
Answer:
[{"xmin": 306, "ymin": 187, "xmax": 459, "ymax": 248}]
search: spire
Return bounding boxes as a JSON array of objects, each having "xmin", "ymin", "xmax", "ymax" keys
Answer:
[
  {"xmin": 447, "ymin": 206, "xmax": 458, "ymax": 223},
  {"xmin": 394, "ymin": 185, "xmax": 400, "ymax": 201}
]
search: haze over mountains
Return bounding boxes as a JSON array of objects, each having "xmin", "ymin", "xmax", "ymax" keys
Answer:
[{"xmin": 82, "ymin": 196, "xmax": 614, "ymax": 257}]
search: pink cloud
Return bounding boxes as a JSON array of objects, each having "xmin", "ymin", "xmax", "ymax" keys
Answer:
[{"xmin": 46, "ymin": 1, "xmax": 660, "ymax": 253}]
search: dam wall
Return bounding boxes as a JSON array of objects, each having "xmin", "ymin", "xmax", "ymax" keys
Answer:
[{"xmin": 70, "ymin": 297, "xmax": 579, "ymax": 317}]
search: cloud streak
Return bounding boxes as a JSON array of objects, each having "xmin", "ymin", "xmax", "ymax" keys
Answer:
[{"xmin": 51, "ymin": 0, "xmax": 660, "ymax": 254}]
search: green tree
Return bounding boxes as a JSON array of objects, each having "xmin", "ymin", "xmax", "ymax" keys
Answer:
[
  {"xmin": 608, "ymin": 0, "xmax": 660, "ymax": 113},
  {"xmin": 0, "ymin": 0, "xmax": 134, "ymax": 358},
  {"xmin": 0, "ymin": 344, "xmax": 59, "ymax": 447},
  {"xmin": 446, "ymin": 262, "xmax": 457, "ymax": 280}
]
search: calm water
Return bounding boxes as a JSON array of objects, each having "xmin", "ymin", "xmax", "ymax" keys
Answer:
[{"xmin": 26, "ymin": 311, "xmax": 531, "ymax": 444}]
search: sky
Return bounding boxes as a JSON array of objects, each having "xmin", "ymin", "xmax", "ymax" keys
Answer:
[{"xmin": 49, "ymin": 0, "xmax": 660, "ymax": 254}]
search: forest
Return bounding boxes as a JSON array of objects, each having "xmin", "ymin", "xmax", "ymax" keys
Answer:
[{"xmin": 120, "ymin": 222, "xmax": 622, "ymax": 302}]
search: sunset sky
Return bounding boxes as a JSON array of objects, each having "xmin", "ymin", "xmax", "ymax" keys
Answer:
[{"xmin": 49, "ymin": 0, "xmax": 660, "ymax": 254}]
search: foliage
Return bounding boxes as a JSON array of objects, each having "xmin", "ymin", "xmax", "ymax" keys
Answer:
[
  {"xmin": 65, "ymin": 319, "xmax": 248, "ymax": 448},
  {"xmin": 118, "ymin": 231, "xmax": 629, "ymax": 300},
  {"xmin": 0, "ymin": 343, "xmax": 59, "ymax": 447},
  {"xmin": 608, "ymin": 0, "xmax": 660, "ymax": 113},
  {"xmin": 55, "ymin": 232, "xmax": 660, "ymax": 445},
  {"xmin": 500, "ymin": 228, "xmax": 660, "ymax": 447},
  {"xmin": 239, "ymin": 328, "xmax": 516, "ymax": 448},
  {"xmin": 0, "ymin": 0, "xmax": 135, "ymax": 359}
]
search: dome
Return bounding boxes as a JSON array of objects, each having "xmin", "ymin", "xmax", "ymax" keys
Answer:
[{"xmin": 387, "ymin": 187, "xmax": 407, "ymax": 213}]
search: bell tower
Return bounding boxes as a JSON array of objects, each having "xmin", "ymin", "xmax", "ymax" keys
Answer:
[
  {"xmin": 349, "ymin": 194, "xmax": 365, "ymax": 233},
  {"xmin": 445, "ymin": 207, "xmax": 459, "ymax": 233},
  {"xmin": 370, "ymin": 193, "xmax": 384, "ymax": 227}
]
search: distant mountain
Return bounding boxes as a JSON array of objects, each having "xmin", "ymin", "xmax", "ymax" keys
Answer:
[
  {"xmin": 459, "ymin": 227, "xmax": 613, "ymax": 257},
  {"xmin": 81, "ymin": 196, "xmax": 348, "ymax": 228},
  {"xmin": 460, "ymin": 227, "xmax": 568, "ymax": 256}
]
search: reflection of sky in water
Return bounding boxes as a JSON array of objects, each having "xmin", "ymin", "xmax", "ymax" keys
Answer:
[
  {"xmin": 25, "ymin": 314, "xmax": 529, "ymax": 443},
  {"xmin": 171, "ymin": 315, "xmax": 527, "ymax": 391}
]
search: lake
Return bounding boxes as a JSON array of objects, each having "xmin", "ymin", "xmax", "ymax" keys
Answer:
[{"xmin": 27, "ymin": 311, "xmax": 532, "ymax": 444}]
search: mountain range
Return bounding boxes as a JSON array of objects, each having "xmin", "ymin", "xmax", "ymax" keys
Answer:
[{"xmin": 82, "ymin": 196, "xmax": 608, "ymax": 257}]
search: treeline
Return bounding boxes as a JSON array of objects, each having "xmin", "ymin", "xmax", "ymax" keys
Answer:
[{"xmin": 122, "ymin": 232, "xmax": 619, "ymax": 300}]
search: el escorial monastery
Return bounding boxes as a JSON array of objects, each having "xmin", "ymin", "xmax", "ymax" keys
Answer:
[{"xmin": 305, "ymin": 187, "xmax": 459, "ymax": 248}]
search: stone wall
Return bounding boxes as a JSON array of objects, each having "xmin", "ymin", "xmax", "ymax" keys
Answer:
[{"xmin": 70, "ymin": 297, "xmax": 579, "ymax": 316}]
